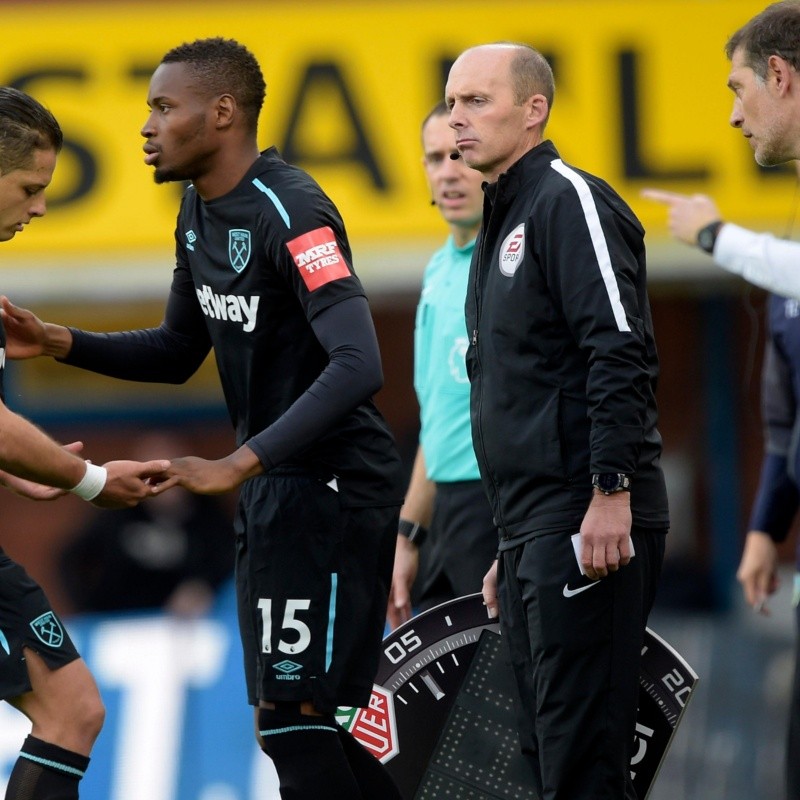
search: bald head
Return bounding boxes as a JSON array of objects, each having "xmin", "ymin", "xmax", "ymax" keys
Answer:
[
  {"xmin": 456, "ymin": 43, "xmax": 554, "ymax": 111},
  {"xmin": 445, "ymin": 43, "xmax": 552, "ymax": 182}
]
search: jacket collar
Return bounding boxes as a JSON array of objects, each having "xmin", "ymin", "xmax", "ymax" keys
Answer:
[{"xmin": 483, "ymin": 139, "xmax": 560, "ymax": 206}]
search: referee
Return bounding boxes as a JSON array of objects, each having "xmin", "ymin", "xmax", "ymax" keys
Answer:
[{"xmin": 389, "ymin": 101, "xmax": 496, "ymax": 629}]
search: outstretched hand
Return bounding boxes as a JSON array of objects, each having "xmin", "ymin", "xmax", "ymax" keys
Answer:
[
  {"xmin": 640, "ymin": 189, "xmax": 722, "ymax": 246},
  {"xmin": 154, "ymin": 456, "xmax": 242, "ymax": 496},
  {"xmin": 93, "ymin": 459, "xmax": 172, "ymax": 508},
  {"xmin": 0, "ymin": 296, "xmax": 48, "ymax": 359}
]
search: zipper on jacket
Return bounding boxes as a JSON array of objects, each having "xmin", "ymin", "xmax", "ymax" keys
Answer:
[{"xmin": 472, "ymin": 196, "xmax": 505, "ymax": 530}]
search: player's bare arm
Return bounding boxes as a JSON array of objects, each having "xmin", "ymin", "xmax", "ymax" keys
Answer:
[
  {"xmin": 95, "ymin": 459, "xmax": 172, "ymax": 508},
  {"xmin": 0, "ymin": 295, "xmax": 73, "ymax": 359},
  {"xmin": 0, "ymin": 401, "xmax": 168, "ymax": 506},
  {"xmin": 0, "ymin": 440, "xmax": 83, "ymax": 500},
  {"xmin": 158, "ymin": 444, "xmax": 263, "ymax": 495}
]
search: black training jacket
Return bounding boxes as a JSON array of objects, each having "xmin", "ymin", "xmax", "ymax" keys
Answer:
[{"xmin": 465, "ymin": 140, "xmax": 669, "ymax": 545}]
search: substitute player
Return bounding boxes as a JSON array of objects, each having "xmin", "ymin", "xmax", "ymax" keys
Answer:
[{"xmin": 1, "ymin": 40, "xmax": 404, "ymax": 800}]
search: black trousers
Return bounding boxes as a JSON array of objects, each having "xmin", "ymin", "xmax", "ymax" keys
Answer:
[{"xmin": 498, "ymin": 527, "xmax": 666, "ymax": 800}]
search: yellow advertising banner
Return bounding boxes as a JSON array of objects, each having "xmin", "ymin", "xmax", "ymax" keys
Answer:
[{"xmin": 0, "ymin": 0, "xmax": 787, "ymax": 278}]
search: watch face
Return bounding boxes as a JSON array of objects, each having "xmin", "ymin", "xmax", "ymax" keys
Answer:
[
  {"xmin": 596, "ymin": 473, "xmax": 623, "ymax": 492},
  {"xmin": 341, "ymin": 594, "xmax": 698, "ymax": 800},
  {"xmin": 697, "ymin": 222, "xmax": 720, "ymax": 253},
  {"xmin": 698, "ymin": 230, "xmax": 712, "ymax": 251}
]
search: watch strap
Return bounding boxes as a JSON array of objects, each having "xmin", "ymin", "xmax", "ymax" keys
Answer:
[
  {"xmin": 697, "ymin": 220, "xmax": 723, "ymax": 254},
  {"xmin": 591, "ymin": 473, "xmax": 631, "ymax": 494},
  {"xmin": 398, "ymin": 518, "xmax": 428, "ymax": 545}
]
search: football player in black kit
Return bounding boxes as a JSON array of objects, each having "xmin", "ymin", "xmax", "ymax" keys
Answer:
[
  {"xmin": 0, "ymin": 87, "xmax": 170, "ymax": 800},
  {"xmin": 0, "ymin": 39, "xmax": 404, "ymax": 800}
]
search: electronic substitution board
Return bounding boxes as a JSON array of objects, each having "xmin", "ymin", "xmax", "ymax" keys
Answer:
[{"xmin": 339, "ymin": 593, "xmax": 698, "ymax": 800}]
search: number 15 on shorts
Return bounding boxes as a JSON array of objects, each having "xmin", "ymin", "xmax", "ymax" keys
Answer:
[{"xmin": 258, "ymin": 598, "xmax": 312, "ymax": 655}]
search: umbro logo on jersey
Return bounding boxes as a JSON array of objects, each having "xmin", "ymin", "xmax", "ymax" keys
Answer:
[
  {"xmin": 229, "ymin": 229, "xmax": 252, "ymax": 272},
  {"xmin": 185, "ymin": 230, "xmax": 197, "ymax": 251},
  {"xmin": 196, "ymin": 284, "xmax": 260, "ymax": 332},
  {"xmin": 498, "ymin": 223, "xmax": 525, "ymax": 277},
  {"xmin": 286, "ymin": 226, "xmax": 350, "ymax": 292}
]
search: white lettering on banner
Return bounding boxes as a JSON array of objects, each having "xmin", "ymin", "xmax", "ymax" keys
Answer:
[
  {"xmin": 92, "ymin": 619, "xmax": 229, "ymax": 800},
  {"xmin": 196, "ymin": 285, "xmax": 260, "ymax": 332}
]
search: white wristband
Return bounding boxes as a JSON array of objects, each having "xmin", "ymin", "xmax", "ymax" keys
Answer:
[{"xmin": 70, "ymin": 462, "xmax": 108, "ymax": 501}]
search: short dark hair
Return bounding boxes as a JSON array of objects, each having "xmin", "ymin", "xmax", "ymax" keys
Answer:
[
  {"xmin": 161, "ymin": 37, "xmax": 266, "ymax": 133},
  {"xmin": 725, "ymin": 1, "xmax": 800, "ymax": 79},
  {"xmin": 421, "ymin": 100, "xmax": 448, "ymax": 133},
  {"xmin": 0, "ymin": 87, "xmax": 62, "ymax": 174},
  {"xmin": 508, "ymin": 44, "xmax": 555, "ymax": 112}
]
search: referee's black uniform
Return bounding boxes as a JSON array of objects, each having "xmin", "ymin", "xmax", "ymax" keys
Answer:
[{"xmin": 466, "ymin": 140, "xmax": 669, "ymax": 799}]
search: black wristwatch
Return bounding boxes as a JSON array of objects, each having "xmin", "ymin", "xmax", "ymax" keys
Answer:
[
  {"xmin": 398, "ymin": 518, "xmax": 428, "ymax": 545},
  {"xmin": 591, "ymin": 473, "xmax": 631, "ymax": 495},
  {"xmin": 696, "ymin": 220, "xmax": 723, "ymax": 254}
]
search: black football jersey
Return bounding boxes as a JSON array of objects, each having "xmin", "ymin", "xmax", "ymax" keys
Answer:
[{"xmin": 170, "ymin": 149, "xmax": 403, "ymax": 506}]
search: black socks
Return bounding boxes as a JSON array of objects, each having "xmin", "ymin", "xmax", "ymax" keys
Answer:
[
  {"xmin": 5, "ymin": 735, "xmax": 90, "ymax": 800},
  {"xmin": 258, "ymin": 705, "xmax": 401, "ymax": 800}
]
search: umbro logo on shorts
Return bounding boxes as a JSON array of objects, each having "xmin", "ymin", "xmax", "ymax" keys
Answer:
[{"xmin": 273, "ymin": 660, "xmax": 302, "ymax": 674}]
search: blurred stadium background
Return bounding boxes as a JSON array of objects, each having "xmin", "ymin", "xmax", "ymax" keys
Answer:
[{"xmin": 0, "ymin": 0, "xmax": 795, "ymax": 797}]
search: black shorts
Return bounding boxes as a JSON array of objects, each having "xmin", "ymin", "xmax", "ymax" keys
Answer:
[
  {"xmin": 417, "ymin": 479, "xmax": 496, "ymax": 609},
  {"xmin": 235, "ymin": 470, "xmax": 398, "ymax": 714},
  {"xmin": 0, "ymin": 547, "xmax": 81, "ymax": 700}
]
